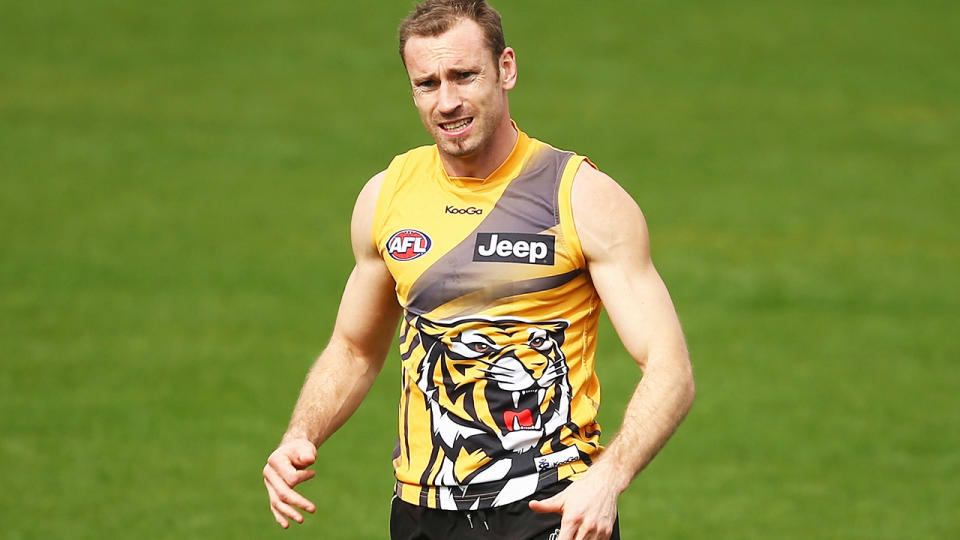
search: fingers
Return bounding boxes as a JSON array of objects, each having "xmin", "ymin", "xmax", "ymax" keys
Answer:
[
  {"xmin": 528, "ymin": 493, "xmax": 563, "ymax": 514},
  {"xmin": 557, "ymin": 514, "xmax": 615, "ymax": 540},
  {"xmin": 263, "ymin": 463, "xmax": 317, "ymax": 514},
  {"xmin": 263, "ymin": 442, "xmax": 318, "ymax": 528},
  {"xmin": 271, "ymin": 457, "xmax": 317, "ymax": 488},
  {"xmin": 265, "ymin": 478, "xmax": 311, "ymax": 528},
  {"xmin": 264, "ymin": 480, "xmax": 292, "ymax": 528},
  {"xmin": 556, "ymin": 519, "xmax": 576, "ymax": 540},
  {"xmin": 540, "ymin": 476, "xmax": 618, "ymax": 540},
  {"xmin": 547, "ymin": 492, "xmax": 613, "ymax": 540},
  {"xmin": 557, "ymin": 522, "xmax": 611, "ymax": 540},
  {"xmin": 264, "ymin": 468, "xmax": 317, "ymax": 527},
  {"xmin": 268, "ymin": 448, "xmax": 317, "ymax": 487}
]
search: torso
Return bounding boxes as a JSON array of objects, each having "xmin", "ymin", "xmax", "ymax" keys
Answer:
[{"xmin": 372, "ymin": 126, "xmax": 604, "ymax": 510}]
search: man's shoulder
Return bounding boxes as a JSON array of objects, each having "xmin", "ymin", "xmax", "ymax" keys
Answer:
[{"xmin": 571, "ymin": 159, "xmax": 632, "ymax": 214}]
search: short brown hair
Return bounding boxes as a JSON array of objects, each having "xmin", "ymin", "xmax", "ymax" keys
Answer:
[{"xmin": 398, "ymin": 0, "xmax": 506, "ymax": 66}]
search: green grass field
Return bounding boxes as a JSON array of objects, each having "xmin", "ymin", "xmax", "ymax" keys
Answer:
[{"xmin": 1, "ymin": 1, "xmax": 957, "ymax": 538}]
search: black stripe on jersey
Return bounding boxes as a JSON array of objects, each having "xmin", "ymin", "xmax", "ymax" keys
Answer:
[
  {"xmin": 419, "ymin": 445, "xmax": 441, "ymax": 507},
  {"xmin": 400, "ymin": 333, "xmax": 420, "ymax": 361},
  {"xmin": 402, "ymin": 371, "xmax": 412, "ymax": 467}
]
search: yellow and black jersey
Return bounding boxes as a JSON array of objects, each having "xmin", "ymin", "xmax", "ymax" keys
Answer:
[{"xmin": 372, "ymin": 124, "xmax": 604, "ymax": 510}]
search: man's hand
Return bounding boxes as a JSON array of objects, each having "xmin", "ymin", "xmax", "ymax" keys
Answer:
[
  {"xmin": 528, "ymin": 467, "xmax": 621, "ymax": 540},
  {"xmin": 263, "ymin": 438, "xmax": 318, "ymax": 528}
]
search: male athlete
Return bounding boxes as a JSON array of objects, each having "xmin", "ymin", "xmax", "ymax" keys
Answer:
[{"xmin": 263, "ymin": 1, "xmax": 695, "ymax": 539}]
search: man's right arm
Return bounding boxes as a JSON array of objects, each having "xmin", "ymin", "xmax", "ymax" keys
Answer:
[{"xmin": 263, "ymin": 171, "xmax": 402, "ymax": 529}]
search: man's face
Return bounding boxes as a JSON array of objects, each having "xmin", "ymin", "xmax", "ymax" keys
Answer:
[{"xmin": 402, "ymin": 19, "xmax": 516, "ymax": 163}]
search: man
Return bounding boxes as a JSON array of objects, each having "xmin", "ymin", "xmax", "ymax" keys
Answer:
[{"xmin": 263, "ymin": 1, "xmax": 695, "ymax": 538}]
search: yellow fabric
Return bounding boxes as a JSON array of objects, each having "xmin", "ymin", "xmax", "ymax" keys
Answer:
[{"xmin": 373, "ymin": 125, "xmax": 604, "ymax": 510}]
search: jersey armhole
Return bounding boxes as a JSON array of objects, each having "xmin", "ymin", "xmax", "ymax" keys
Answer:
[
  {"xmin": 558, "ymin": 155, "xmax": 595, "ymax": 269},
  {"xmin": 370, "ymin": 155, "xmax": 405, "ymax": 252}
]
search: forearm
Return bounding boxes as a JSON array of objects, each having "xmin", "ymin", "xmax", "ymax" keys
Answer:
[
  {"xmin": 283, "ymin": 336, "xmax": 387, "ymax": 446},
  {"xmin": 591, "ymin": 350, "xmax": 695, "ymax": 493}
]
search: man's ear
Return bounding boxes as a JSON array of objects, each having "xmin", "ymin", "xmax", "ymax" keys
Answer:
[{"xmin": 499, "ymin": 47, "xmax": 517, "ymax": 90}]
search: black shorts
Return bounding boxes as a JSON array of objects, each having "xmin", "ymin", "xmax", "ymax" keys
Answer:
[{"xmin": 390, "ymin": 481, "xmax": 620, "ymax": 540}]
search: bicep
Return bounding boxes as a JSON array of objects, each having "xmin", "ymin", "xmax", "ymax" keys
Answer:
[
  {"xmin": 328, "ymin": 171, "xmax": 402, "ymax": 362},
  {"xmin": 573, "ymin": 166, "xmax": 686, "ymax": 369},
  {"xmin": 330, "ymin": 260, "xmax": 402, "ymax": 363},
  {"xmin": 590, "ymin": 255, "xmax": 685, "ymax": 371}
]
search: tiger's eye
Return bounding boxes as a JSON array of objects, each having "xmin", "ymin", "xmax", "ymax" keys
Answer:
[{"xmin": 469, "ymin": 342, "xmax": 490, "ymax": 353}]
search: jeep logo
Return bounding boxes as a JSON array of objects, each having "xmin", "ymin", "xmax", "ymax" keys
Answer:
[
  {"xmin": 445, "ymin": 205, "xmax": 483, "ymax": 215},
  {"xmin": 473, "ymin": 233, "xmax": 555, "ymax": 265}
]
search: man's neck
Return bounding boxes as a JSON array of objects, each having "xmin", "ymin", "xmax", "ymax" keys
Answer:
[{"xmin": 439, "ymin": 119, "xmax": 518, "ymax": 179}]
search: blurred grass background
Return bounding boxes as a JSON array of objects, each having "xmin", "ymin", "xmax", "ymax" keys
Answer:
[{"xmin": 1, "ymin": 0, "xmax": 957, "ymax": 538}]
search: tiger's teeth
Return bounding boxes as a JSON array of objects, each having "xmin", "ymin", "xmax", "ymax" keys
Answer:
[
  {"xmin": 538, "ymin": 389, "xmax": 545, "ymax": 403},
  {"xmin": 512, "ymin": 391, "xmax": 520, "ymax": 408},
  {"xmin": 535, "ymin": 416, "xmax": 541, "ymax": 430},
  {"xmin": 512, "ymin": 415, "xmax": 521, "ymax": 431}
]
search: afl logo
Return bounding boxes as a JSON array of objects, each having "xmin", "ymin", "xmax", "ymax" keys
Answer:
[{"xmin": 386, "ymin": 229, "xmax": 432, "ymax": 261}]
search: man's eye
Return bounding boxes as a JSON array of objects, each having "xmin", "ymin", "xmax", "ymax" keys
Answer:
[
  {"xmin": 418, "ymin": 80, "xmax": 436, "ymax": 89},
  {"xmin": 458, "ymin": 72, "xmax": 475, "ymax": 80}
]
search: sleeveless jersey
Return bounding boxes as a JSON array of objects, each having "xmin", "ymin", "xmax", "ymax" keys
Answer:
[{"xmin": 372, "ymin": 126, "xmax": 604, "ymax": 510}]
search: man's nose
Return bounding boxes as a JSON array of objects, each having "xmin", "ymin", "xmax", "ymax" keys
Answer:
[{"xmin": 437, "ymin": 81, "xmax": 462, "ymax": 115}]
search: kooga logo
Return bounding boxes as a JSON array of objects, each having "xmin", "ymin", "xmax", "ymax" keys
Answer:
[
  {"xmin": 473, "ymin": 233, "xmax": 555, "ymax": 265},
  {"xmin": 445, "ymin": 205, "xmax": 483, "ymax": 215}
]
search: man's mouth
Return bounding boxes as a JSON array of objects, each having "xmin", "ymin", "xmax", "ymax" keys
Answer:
[{"xmin": 439, "ymin": 117, "xmax": 473, "ymax": 134}]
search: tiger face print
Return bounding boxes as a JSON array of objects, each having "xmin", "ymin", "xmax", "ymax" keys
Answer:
[
  {"xmin": 406, "ymin": 316, "xmax": 579, "ymax": 507},
  {"xmin": 416, "ymin": 316, "xmax": 572, "ymax": 454}
]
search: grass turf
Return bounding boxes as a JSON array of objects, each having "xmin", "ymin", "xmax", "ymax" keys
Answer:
[{"xmin": 1, "ymin": 1, "xmax": 957, "ymax": 538}]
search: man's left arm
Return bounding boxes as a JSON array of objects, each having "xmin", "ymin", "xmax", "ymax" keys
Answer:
[{"xmin": 529, "ymin": 164, "xmax": 696, "ymax": 540}]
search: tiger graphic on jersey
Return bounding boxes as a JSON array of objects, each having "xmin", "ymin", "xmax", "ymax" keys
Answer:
[{"xmin": 408, "ymin": 315, "xmax": 581, "ymax": 508}]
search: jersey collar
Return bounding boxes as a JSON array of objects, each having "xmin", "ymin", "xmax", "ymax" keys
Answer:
[{"xmin": 438, "ymin": 120, "xmax": 534, "ymax": 188}]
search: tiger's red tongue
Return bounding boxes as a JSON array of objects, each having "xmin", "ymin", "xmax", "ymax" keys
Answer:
[{"xmin": 504, "ymin": 409, "xmax": 534, "ymax": 430}]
